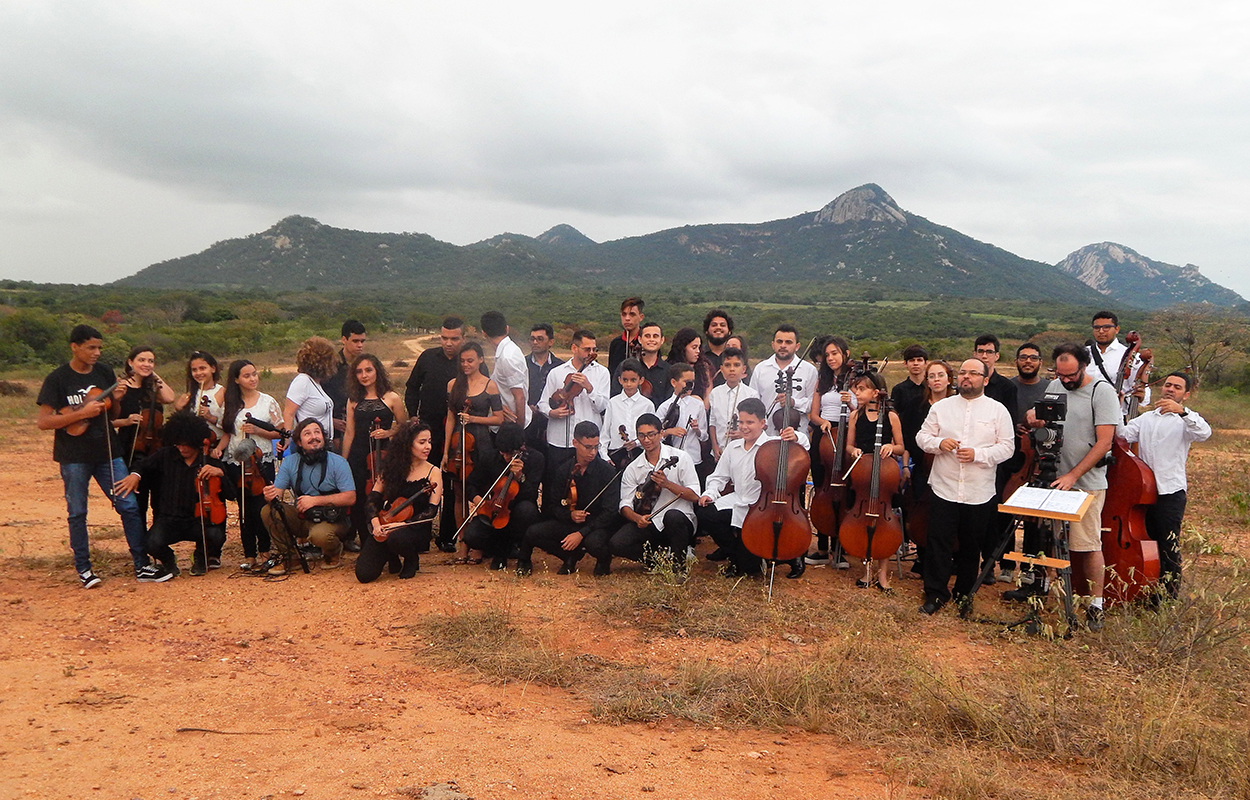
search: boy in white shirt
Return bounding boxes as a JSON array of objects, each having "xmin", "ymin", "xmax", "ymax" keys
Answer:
[
  {"xmin": 600, "ymin": 359, "xmax": 655, "ymax": 468},
  {"xmin": 707, "ymin": 347, "xmax": 760, "ymax": 463},
  {"xmin": 655, "ymin": 363, "xmax": 708, "ymax": 477}
]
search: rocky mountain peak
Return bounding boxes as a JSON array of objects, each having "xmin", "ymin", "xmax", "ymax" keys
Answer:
[
  {"xmin": 1057, "ymin": 242, "xmax": 1244, "ymax": 308},
  {"xmin": 813, "ymin": 184, "xmax": 907, "ymax": 225},
  {"xmin": 536, "ymin": 224, "xmax": 596, "ymax": 247}
]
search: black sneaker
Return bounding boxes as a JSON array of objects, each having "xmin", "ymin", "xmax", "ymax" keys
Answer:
[
  {"xmin": 593, "ymin": 559, "xmax": 611, "ymax": 577},
  {"xmin": 1086, "ymin": 606, "xmax": 1105, "ymax": 632},
  {"xmin": 438, "ymin": 541, "xmax": 458, "ymax": 554},
  {"xmin": 1002, "ymin": 582, "xmax": 1045, "ymax": 603},
  {"xmin": 135, "ymin": 564, "xmax": 174, "ymax": 583},
  {"xmin": 208, "ymin": 557, "xmax": 222, "ymax": 570},
  {"xmin": 803, "ymin": 551, "xmax": 830, "ymax": 565},
  {"xmin": 705, "ymin": 547, "xmax": 729, "ymax": 562},
  {"xmin": 79, "ymin": 570, "xmax": 102, "ymax": 589},
  {"xmin": 557, "ymin": 556, "xmax": 578, "ymax": 576},
  {"xmin": 516, "ymin": 559, "xmax": 533, "ymax": 577},
  {"xmin": 190, "ymin": 557, "xmax": 207, "ymax": 577},
  {"xmin": 490, "ymin": 556, "xmax": 508, "ymax": 571}
]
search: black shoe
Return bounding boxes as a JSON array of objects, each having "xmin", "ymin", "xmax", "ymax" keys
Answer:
[
  {"xmin": 919, "ymin": 598, "xmax": 944, "ymax": 615},
  {"xmin": 387, "ymin": 557, "xmax": 403, "ymax": 575},
  {"xmin": 161, "ymin": 561, "xmax": 181, "ymax": 578},
  {"xmin": 705, "ymin": 547, "xmax": 729, "ymax": 562},
  {"xmin": 593, "ymin": 559, "xmax": 611, "ymax": 577},
  {"xmin": 557, "ymin": 556, "xmax": 578, "ymax": 575},
  {"xmin": 438, "ymin": 541, "xmax": 457, "ymax": 554},
  {"xmin": 1086, "ymin": 606, "xmax": 1105, "ymax": 632},
  {"xmin": 208, "ymin": 557, "xmax": 221, "ymax": 570},
  {"xmin": 1002, "ymin": 582, "xmax": 1045, "ymax": 603},
  {"xmin": 516, "ymin": 559, "xmax": 533, "ymax": 577},
  {"xmin": 343, "ymin": 539, "xmax": 362, "ymax": 553},
  {"xmin": 785, "ymin": 558, "xmax": 806, "ymax": 579},
  {"xmin": 136, "ymin": 564, "xmax": 174, "ymax": 583},
  {"xmin": 490, "ymin": 556, "xmax": 508, "ymax": 571},
  {"xmin": 190, "ymin": 556, "xmax": 206, "ymax": 576},
  {"xmin": 398, "ymin": 557, "xmax": 419, "ymax": 579}
]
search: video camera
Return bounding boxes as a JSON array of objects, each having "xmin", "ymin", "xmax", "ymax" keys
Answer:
[{"xmin": 1029, "ymin": 392, "xmax": 1066, "ymax": 487}]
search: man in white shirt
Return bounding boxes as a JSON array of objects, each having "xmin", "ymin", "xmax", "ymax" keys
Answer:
[
  {"xmin": 539, "ymin": 329, "xmax": 610, "ymax": 481},
  {"xmin": 600, "ymin": 359, "xmax": 654, "ymax": 467},
  {"xmin": 1086, "ymin": 310, "xmax": 1149, "ymax": 411},
  {"xmin": 699, "ymin": 397, "xmax": 808, "ymax": 578},
  {"xmin": 481, "ymin": 311, "xmax": 530, "ymax": 431},
  {"xmin": 587, "ymin": 413, "xmax": 701, "ymax": 576},
  {"xmin": 1120, "ymin": 371, "xmax": 1212, "ymax": 599},
  {"xmin": 915, "ymin": 359, "xmax": 1015, "ymax": 614},
  {"xmin": 748, "ymin": 324, "xmax": 818, "ymax": 435}
]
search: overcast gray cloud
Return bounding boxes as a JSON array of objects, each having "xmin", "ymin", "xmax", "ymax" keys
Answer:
[{"xmin": 1, "ymin": 0, "xmax": 1246, "ymax": 298}]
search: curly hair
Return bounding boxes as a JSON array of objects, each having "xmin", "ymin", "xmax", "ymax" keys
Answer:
[
  {"xmin": 160, "ymin": 411, "xmax": 213, "ymax": 449},
  {"xmin": 295, "ymin": 336, "xmax": 337, "ymax": 382},
  {"xmin": 379, "ymin": 421, "xmax": 434, "ymax": 502},
  {"xmin": 348, "ymin": 354, "xmax": 393, "ymax": 403}
]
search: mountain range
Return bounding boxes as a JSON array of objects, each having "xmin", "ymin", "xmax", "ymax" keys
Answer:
[{"xmin": 116, "ymin": 185, "xmax": 1243, "ymax": 310}]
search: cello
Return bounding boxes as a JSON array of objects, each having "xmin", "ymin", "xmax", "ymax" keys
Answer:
[
  {"xmin": 741, "ymin": 368, "xmax": 812, "ymax": 566},
  {"xmin": 809, "ymin": 369, "xmax": 852, "ymax": 541},
  {"xmin": 1101, "ymin": 333, "xmax": 1160, "ymax": 603},
  {"xmin": 839, "ymin": 386, "xmax": 904, "ymax": 568}
]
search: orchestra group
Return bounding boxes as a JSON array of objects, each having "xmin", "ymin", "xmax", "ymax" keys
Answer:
[{"xmin": 37, "ymin": 302, "xmax": 1211, "ymax": 630}]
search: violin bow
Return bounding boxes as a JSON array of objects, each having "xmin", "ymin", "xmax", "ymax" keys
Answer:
[{"xmin": 449, "ymin": 453, "xmax": 520, "ymax": 542}]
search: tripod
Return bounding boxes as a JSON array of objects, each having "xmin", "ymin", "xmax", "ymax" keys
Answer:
[{"xmin": 963, "ymin": 513, "xmax": 1077, "ymax": 637}]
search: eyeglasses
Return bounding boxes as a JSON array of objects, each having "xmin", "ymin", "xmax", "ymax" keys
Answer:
[
  {"xmin": 1017, "ymin": 355, "xmax": 1042, "ymax": 362},
  {"xmin": 637, "ymin": 431, "xmax": 661, "ymax": 440},
  {"xmin": 956, "ymin": 370, "xmax": 986, "ymax": 376},
  {"xmin": 1092, "ymin": 324, "xmax": 1116, "ymax": 331},
  {"xmin": 1055, "ymin": 370, "xmax": 1082, "ymax": 380},
  {"xmin": 974, "ymin": 348, "xmax": 998, "ymax": 356}
]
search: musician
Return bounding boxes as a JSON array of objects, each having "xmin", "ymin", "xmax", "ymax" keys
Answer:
[
  {"xmin": 708, "ymin": 347, "xmax": 760, "ymax": 462},
  {"xmin": 915, "ymin": 359, "xmax": 1015, "ymax": 614},
  {"xmin": 260, "ymin": 419, "xmax": 357, "ymax": 575},
  {"xmin": 524, "ymin": 323, "xmax": 564, "ymax": 454},
  {"xmin": 974, "ymin": 334, "xmax": 1021, "ymax": 581},
  {"xmin": 481, "ymin": 311, "xmax": 530, "ymax": 429},
  {"xmin": 1085, "ymin": 311, "xmax": 1150, "ymax": 410},
  {"xmin": 655, "ymin": 363, "xmax": 709, "ymax": 481},
  {"xmin": 113, "ymin": 346, "xmax": 176, "ymax": 526},
  {"xmin": 538, "ymin": 329, "xmax": 610, "ymax": 481},
  {"xmin": 588, "ymin": 414, "xmax": 700, "ymax": 576},
  {"xmin": 340, "ymin": 355, "xmax": 407, "ymax": 553},
  {"xmin": 360, "ymin": 421, "xmax": 443, "ymax": 582},
  {"xmin": 807, "ymin": 337, "xmax": 857, "ymax": 565},
  {"xmin": 115, "ymin": 413, "xmax": 236, "ymax": 577},
  {"xmin": 636, "ymin": 322, "xmax": 671, "ymax": 406},
  {"xmin": 1120, "ymin": 372, "xmax": 1211, "ymax": 599},
  {"xmin": 698, "ymin": 398, "xmax": 809, "ymax": 578},
  {"xmin": 405, "ymin": 317, "xmax": 465, "ymax": 551},
  {"xmin": 725, "ymin": 334, "xmax": 753, "ymax": 384},
  {"xmin": 37, "ymin": 325, "xmax": 173, "ymax": 587},
  {"xmin": 460, "ymin": 422, "xmax": 544, "ymax": 571},
  {"xmin": 219, "ymin": 359, "xmax": 285, "ymax": 570},
  {"xmin": 174, "ymin": 351, "xmax": 227, "ymax": 444},
  {"xmin": 1002, "ymin": 343, "xmax": 1051, "ymax": 601},
  {"xmin": 518, "ymin": 421, "xmax": 622, "ymax": 576},
  {"xmin": 890, "ymin": 344, "xmax": 930, "ymax": 474},
  {"xmin": 748, "ymin": 325, "xmax": 818, "ymax": 435},
  {"xmin": 702, "ymin": 309, "xmax": 734, "ymax": 382},
  {"xmin": 322, "ymin": 319, "xmax": 367, "ymax": 447},
  {"xmin": 665, "ymin": 328, "xmax": 714, "ymax": 401},
  {"xmin": 600, "ymin": 358, "xmax": 654, "ymax": 468},
  {"xmin": 608, "ymin": 297, "xmax": 645, "ymax": 389},
  {"xmin": 845, "ymin": 372, "xmax": 905, "ymax": 591},
  {"xmin": 1025, "ymin": 343, "xmax": 1120, "ymax": 631},
  {"xmin": 280, "ymin": 338, "xmax": 337, "ymax": 451}
]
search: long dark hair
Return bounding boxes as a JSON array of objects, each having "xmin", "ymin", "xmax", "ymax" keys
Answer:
[
  {"xmin": 379, "ymin": 421, "xmax": 434, "ymax": 502},
  {"xmin": 347, "ymin": 354, "xmax": 393, "ymax": 403},
  {"xmin": 222, "ymin": 359, "xmax": 254, "ymax": 436},
  {"xmin": 666, "ymin": 327, "xmax": 712, "ymax": 399},
  {"xmin": 448, "ymin": 342, "xmax": 487, "ymax": 413},
  {"xmin": 185, "ymin": 350, "xmax": 219, "ymax": 395},
  {"xmin": 816, "ymin": 336, "xmax": 852, "ymax": 393},
  {"xmin": 123, "ymin": 346, "xmax": 158, "ymax": 401}
]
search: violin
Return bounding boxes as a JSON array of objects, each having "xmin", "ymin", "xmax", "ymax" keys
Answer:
[
  {"xmin": 198, "ymin": 395, "xmax": 220, "ymax": 446},
  {"xmin": 446, "ymin": 403, "xmax": 476, "ymax": 479},
  {"xmin": 1101, "ymin": 332, "xmax": 1160, "ymax": 603},
  {"xmin": 617, "ymin": 424, "xmax": 638, "ymax": 453},
  {"xmin": 476, "ymin": 452, "xmax": 524, "ymax": 529},
  {"xmin": 130, "ymin": 385, "xmax": 163, "ymax": 460},
  {"xmin": 741, "ymin": 368, "xmax": 812, "ymax": 562},
  {"xmin": 809, "ymin": 371, "xmax": 851, "ymax": 539},
  {"xmin": 195, "ymin": 439, "xmax": 228, "ymax": 526},
  {"xmin": 562, "ymin": 462, "xmax": 584, "ymax": 513},
  {"xmin": 240, "ymin": 446, "xmax": 268, "ymax": 496},
  {"xmin": 366, "ymin": 416, "xmax": 383, "ymax": 494},
  {"xmin": 378, "ymin": 482, "xmax": 436, "ymax": 526},
  {"xmin": 839, "ymin": 388, "xmax": 904, "ymax": 562},
  {"xmin": 550, "ymin": 353, "xmax": 598, "ymax": 410},
  {"xmin": 661, "ymin": 386, "xmax": 688, "ymax": 445},
  {"xmin": 60, "ymin": 379, "xmax": 122, "ymax": 437},
  {"xmin": 632, "ymin": 455, "xmax": 680, "ymax": 517}
]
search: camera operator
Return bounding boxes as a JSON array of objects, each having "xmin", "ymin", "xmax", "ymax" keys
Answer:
[
  {"xmin": 1024, "ymin": 342, "xmax": 1120, "ymax": 631},
  {"xmin": 260, "ymin": 419, "xmax": 356, "ymax": 575}
]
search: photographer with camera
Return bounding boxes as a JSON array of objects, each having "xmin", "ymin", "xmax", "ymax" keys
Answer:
[
  {"xmin": 1024, "ymin": 343, "xmax": 1120, "ymax": 631},
  {"xmin": 260, "ymin": 419, "xmax": 356, "ymax": 575}
]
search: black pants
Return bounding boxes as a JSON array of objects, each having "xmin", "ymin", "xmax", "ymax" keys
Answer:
[
  {"xmin": 1019, "ymin": 517, "xmax": 1051, "ymax": 580},
  {"xmin": 982, "ymin": 467, "xmax": 1013, "ymax": 571},
  {"xmin": 146, "ymin": 516, "xmax": 226, "ymax": 569},
  {"xmin": 924, "ymin": 495, "xmax": 995, "ymax": 604},
  {"xmin": 543, "ymin": 446, "xmax": 575, "ymax": 505},
  {"xmin": 586, "ymin": 510, "xmax": 693, "ymax": 567},
  {"xmin": 695, "ymin": 503, "xmax": 760, "ymax": 573},
  {"xmin": 355, "ymin": 522, "xmax": 430, "ymax": 583},
  {"xmin": 235, "ymin": 460, "xmax": 275, "ymax": 558},
  {"xmin": 461, "ymin": 500, "xmax": 541, "ymax": 558},
  {"xmin": 1146, "ymin": 490, "xmax": 1186, "ymax": 598},
  {"xmin": 521, "ymin": 519, "xmax": 587, "ymax": 563}
]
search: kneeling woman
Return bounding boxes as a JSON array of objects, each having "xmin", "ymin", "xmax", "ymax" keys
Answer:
[{"xmin": 359, "ymin": 422, "xmax": 443, "ymax": 582}]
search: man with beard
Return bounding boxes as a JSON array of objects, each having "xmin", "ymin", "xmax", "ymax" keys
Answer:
[
  {"xmin": 524, "ymin": 323, "xmax": 564, "ymax": 455},
  {"xmin": 1025, "ymin": 343, "xmax": 1120, "ymax": 631},
  {"xmin": 748, "ymin": 325, "xmax": 818, "ymax": 436},
  {"xmin": 915, "ymin": 359, "xmax": 1015, "ymax": 615},
  {"xmin": 260, "ymin": 419, "xmax": 357, "ymax": 575},
  {"xmin": 974, "ymin": 334, "xmax": 1020, "ymax": 580},
  {"xmin": 1003, "ymin": 342, "xmax": 1054, "ymax": 601},
  {"xmin": 1085, "ymin": 311, "xmax": 1149, "ymax": 412},
  {"xmin": 702, "ymin": 309, "xmax": 734, "ymax": 384}
]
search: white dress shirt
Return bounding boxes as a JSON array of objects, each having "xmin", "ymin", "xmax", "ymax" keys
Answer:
[
  {"xmin": 1120, "ymin": 407, "xmax": 1211, "ymax": 494},
  {"xmin": 748, "ymin": 356, "xmax": 819, "ymax": 434},
  {"xmin": 619, "ymin": 444, "xmax": 701, "ymax": 531},
  {"xmin": 708, "ymin": 381, "xmax": 760, "ymax": 451},
  {"xmin": 538, "ymin": 360, "xmax": 610, "ymax": 448},
  {"xmin": 1086, "ymin": 339, "xmax": 1151, "ymax": 406},
  {"xmin": 655, "ymin": 393, "xmax": 708, "ymax": 465},
  {"xmin": 600, "ymin": 390, "xmax": 655, "ymax": 459},
  {"xmin": 491, "ymin": 335, "xmax": 531, "ymax": 430},
  {"xmin": 703, "ymin": 430, "xmax": 811, "ymax": 528},
  {"xmin": 916, "ymin": 393, "xmax": 1015, "ymax": 505}
]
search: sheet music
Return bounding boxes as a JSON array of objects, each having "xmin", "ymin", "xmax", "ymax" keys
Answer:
[{"xmin": 1003, "ymin": 486, "xmax": 1089, "ymax": 515}]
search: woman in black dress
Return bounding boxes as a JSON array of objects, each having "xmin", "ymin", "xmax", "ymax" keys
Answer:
[
  {"xmin": 442, "ymin": 342, "xmax": 504, "ymax": 527},
  {"xmin": 340, "ymin": 354, "xmax": 407, "ymax": 549},
  {"xmin": 359, "ymin": 422, "xmax": 443, "ymax": 581},
  {"xmin": 114, "ymin": 346, "xmax": 176, "ymax": 525}
]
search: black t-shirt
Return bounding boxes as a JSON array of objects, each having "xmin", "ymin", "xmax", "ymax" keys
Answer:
[
  {"xmin": 890, "ymin": 377, "xmax": 927, "ymax": 464},
  {"xmin": 323, "ymin": 350, "xmax": 350, "ymax": 422},
  {"xmin": 37, "ymin": 362, "xmax": 121, "ymax": 464}
]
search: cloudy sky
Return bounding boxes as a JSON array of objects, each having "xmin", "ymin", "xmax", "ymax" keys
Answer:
[{"xmin": 2, "ymin": 1, "xmax": 1247, "ymax": 298}]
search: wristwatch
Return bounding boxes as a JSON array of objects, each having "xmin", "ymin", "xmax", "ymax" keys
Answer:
[{"xmin": 1179, "ymin": 410, "xmax": 1189, "ymax": 418}]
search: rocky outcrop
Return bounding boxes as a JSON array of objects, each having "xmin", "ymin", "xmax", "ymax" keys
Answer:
[{"xmin": 1057, "ymin": 242, "xmax": 1244, "ymax": 309}]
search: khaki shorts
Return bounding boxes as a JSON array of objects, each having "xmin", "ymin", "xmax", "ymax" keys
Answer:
[{"xmin": 1067, "ymin": 489, "xmax": 1106, "ymax": 553}]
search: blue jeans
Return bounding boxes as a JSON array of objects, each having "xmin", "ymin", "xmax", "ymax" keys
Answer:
[{"xmin": 60, "ymin": 459, "xmax": 149, "ymax": 573}]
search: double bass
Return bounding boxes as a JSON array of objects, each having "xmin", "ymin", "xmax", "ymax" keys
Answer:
[
  {"xmin": 1101, "ymin": 332, "xmax": 1160, "ymax": 603},
  {"xmin": 741, "ymin": 368, "xmax": 812, "ymax": 564},
  {"xmin": 839, "ymin": 386, "xmax": 904, "ymax": 565}
]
